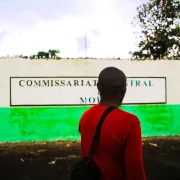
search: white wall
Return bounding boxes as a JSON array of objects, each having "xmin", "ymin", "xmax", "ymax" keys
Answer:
[{"xmin": 0, "ymin": 58, "xmax": 180, "ymax": 106}]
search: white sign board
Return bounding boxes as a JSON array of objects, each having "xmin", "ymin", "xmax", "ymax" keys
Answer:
[{"xmin": 10, "ymin": 77, "xmax": 166, "ymax": 106}]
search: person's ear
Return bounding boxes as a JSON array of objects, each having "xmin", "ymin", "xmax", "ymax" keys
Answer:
[
  {"xmin": 97, "ymin": 82, "xmax": 100, "ymax": 91},
  {"xmin": 122, "ymin": 84, "xmax": 127, "ymax": 92}
]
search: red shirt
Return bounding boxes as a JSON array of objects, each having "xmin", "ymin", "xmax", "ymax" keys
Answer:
[{"xmin": 79, "ymin": 104, "xmax": 146, "ymax": 180}]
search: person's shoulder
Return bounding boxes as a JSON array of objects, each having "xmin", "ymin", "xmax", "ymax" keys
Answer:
[
  {"xmin": 115, "ymin": 108, "xmax": 140, "ymax": 124},
  {"xmin": 80, "ymin": 105, "xmax": 97, "ymax": 118}
]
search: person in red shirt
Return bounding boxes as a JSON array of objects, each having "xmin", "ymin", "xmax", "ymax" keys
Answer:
[{"xmin": 79, "ymin": 67, "xmax": 146, "ymax": 180}]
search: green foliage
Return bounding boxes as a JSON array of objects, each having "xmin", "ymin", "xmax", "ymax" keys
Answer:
[
  {"xmin": 37, "ymin": 51, "xmax": 49, "ymax": 59},
  {"xmin": 23, "ymin": 49, "xmax": 61, "ymax": 60},
  {"xmin": 30, "ymin": 55, "xmax": 36, "ymax": 59},
  {"xmin": 132, "ymin": 0, "xmax": 180, "ymax": 60},
  {"xmin": 22, "ymin": 56, "xmax": 28, "ymax": 59},
  {"xmin": 49, "ymin": 49, "xmax": 60, "ymax": 58}
]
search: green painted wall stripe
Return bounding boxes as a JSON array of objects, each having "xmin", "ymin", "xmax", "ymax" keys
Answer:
[{"xmin": 0, "ymin": 104, "xmax": 180, "ymax": 142}]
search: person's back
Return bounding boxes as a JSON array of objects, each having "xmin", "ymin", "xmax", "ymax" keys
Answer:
[
  {"xmin": 79, "ymin": 104, "xmax": 146, "ymax": 180},
  {"xmin": 79, "ymin": 67, "xmax": 146, "ymax": 180}
]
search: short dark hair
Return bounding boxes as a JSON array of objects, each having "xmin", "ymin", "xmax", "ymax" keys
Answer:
[
  {"xmin": 98, "ymin": 84, "xmax": 125, "ymax": 97},
  {"xmin": 97, "ymin": 67, "xmax": 126, "ymax": 98}
]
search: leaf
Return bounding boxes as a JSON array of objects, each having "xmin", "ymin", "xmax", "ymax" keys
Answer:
[
  {"xmin": 48, "ymin": 161, "xmax": 56, "ymax": 165},
  {"xmin": 149, "ymin": 143, "xmax": 158, "ymax": 147},
  {"xmin": 20, "ymin": 158, "xmax": 24, "ymax": 162},
  {"xmin": 37, "ymin": 149, "xmax": 47, "ymax": 153}
]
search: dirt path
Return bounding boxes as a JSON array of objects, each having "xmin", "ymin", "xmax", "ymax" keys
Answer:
[{"xmin": 0, "ymin": 137, "xmax": 180, "ymax": 180}]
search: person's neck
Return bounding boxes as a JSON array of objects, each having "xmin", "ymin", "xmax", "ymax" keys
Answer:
[{"xmin": 99, "ymin": 99, "xmax": 120, "ymax": 107}]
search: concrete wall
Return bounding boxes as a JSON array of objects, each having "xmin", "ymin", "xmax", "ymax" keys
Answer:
[
  {"xmin": 0, "ymin": 58, "xmax": 180, "ymax": 142},
  {"xmin": 1, "ymin": 58, "xmax": 180, "ymax": 106}
]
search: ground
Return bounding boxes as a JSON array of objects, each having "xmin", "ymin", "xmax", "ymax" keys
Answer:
[{"xmin": 0, "ymin": 136, "xmax": 180, "ymax": 180}]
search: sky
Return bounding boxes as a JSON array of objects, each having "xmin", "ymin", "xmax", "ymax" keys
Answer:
[{"xmin": 0, "ymin": 0, "xmax": 147, "ymax": 58}]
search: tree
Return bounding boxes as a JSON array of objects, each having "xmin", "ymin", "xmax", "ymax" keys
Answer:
[
  {"xmin": 37, "ymin": 51, "xmax": 49, "ymax": 59},
  {"xmin": 132, "ymin": 0, "xmax": 180, "ymax": 60},
  {"xmin": 22, "ymin": 56, "xmax": 28, "ymax": 59},
  {"xmin": 21, "ymin": 49, "xmax": 61, "ymax": 60},
  {"xmin": 49, "ymin": 49, "xmax": 60, "ymax": 58},
  {"xmin": 30, "ymin": 55, "xmax": 36, "ymax": 59}
]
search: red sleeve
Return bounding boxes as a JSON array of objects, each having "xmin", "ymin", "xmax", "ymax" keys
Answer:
[
  {"xmin": 78, "ymin": 112, "xmax": 85, "ymax": 133},
  {"xmin": 78, "ymin": 110, "xmax": 89, "ymax": 133},
  {"xmin": 78, "ymin": 112, "xmax": 86, "ymax": 157},
  {"xmin": 78, "ymin": 117, "xmax": 82, "ymax": 133},
  {"xmin": 125, "ymin": 118, "xmax": 146, "ymax": 180}
]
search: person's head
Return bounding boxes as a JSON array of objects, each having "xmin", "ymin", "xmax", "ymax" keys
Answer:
[{"xmin": 97, "ymin": 67, "xmax": 127, "ymax": 107}]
